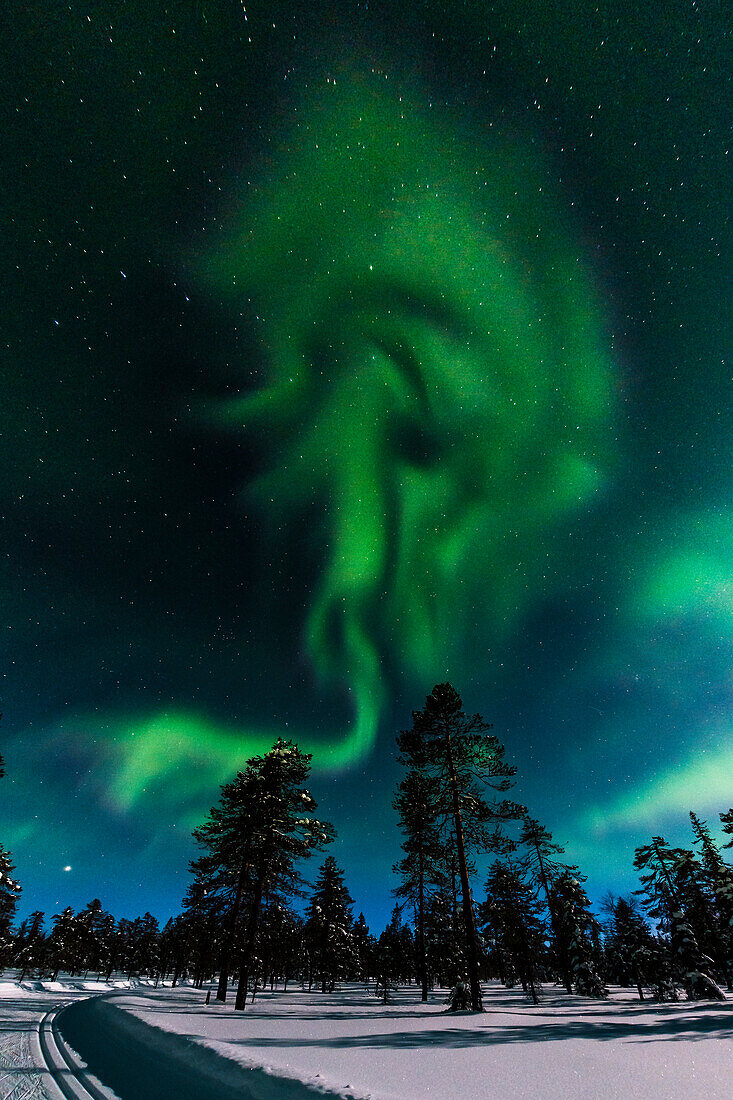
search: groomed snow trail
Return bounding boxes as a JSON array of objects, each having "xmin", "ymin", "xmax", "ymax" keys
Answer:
[
  {"xmin": 0, "ymin": 992, "xmax": 109, "ymax": 1100},
  {"xmin": 0, "ymin": 979, "xmax": 134, "ymax": 1100},
  {"xmin": 0, "ymin": 1007, "xmax": 47, "ymax": 1100}
]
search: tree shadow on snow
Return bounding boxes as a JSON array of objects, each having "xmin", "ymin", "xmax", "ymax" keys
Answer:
[{"xmin": 225, "ymin": 1008, "xmax": 733, "ymax": 1050}]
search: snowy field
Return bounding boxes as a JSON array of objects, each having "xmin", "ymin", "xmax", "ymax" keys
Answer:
[
  {"xmin": 57, "ymin": 981, "xmax": 733, "ymax": 1100},
  {"xmin": 1, "ymin": 977, "xmax": 731, "ymax": 1099}
]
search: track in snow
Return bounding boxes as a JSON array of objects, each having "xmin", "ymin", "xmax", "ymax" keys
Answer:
[
  {"xmin": 0, "ymin": 1022, "xmax": 48, "ymax": 1100},
  {"xmin": 38, "ymin": 1006, "xmax": 117, "ymax": 1100}
]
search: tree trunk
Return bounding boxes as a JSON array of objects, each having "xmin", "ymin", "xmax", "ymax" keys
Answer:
[
  {"xmin": 217, "ymin": 847, "xmax": 251, "ymax": 1002},
  {"xmin": 532, "ymin": 840, "xmax": 572, "ymax": 994},
  {"xmin": 417, "ymin": 855, "xmax": 428, "ymax": 1002},
  {"xmin": 444, "ymin": 723, "xmax": 483, "ymax": 1011},
  {"xmin": 234, "ymin": 859, "xmax": 266, "ymax": 1011}
]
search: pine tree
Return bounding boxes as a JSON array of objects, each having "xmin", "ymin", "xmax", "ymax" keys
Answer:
[
  {"xmin": 191, "ymin": 740, "xmax": 334, "ymax": 1009},
  {"xmin": 393, "ymin": 769, "xmax": 443, "ymax": 1001},
  {"xmin": 127, "ymin": 913, "xmax": 160, "ymax": 979},
  {"xmin": 673, "ymin": 847, "xmax": 727, "ymax": 988},
  {"xmin": 603, "ymin": 897, "xmax": 656, "ymax": 1000},
  {"xmin": 690, "ymin": 811, "xmax": 733, "ymax": 988},
  {"xmin": 374, "ymin": 907, "xmax": 407, "ymax": 1003},
  {"xmin": 480, "ymin": 860, "xmax": 545, "ymax": 1003},
  {"xmin": 47, "ymin": 907, "xmax": 77, "ymax": 980},
  {"xmin": 720, "ymin": 809, "xmax": 733, "ymax": 849},
  {"xmin": 240, "ymin": 742, "xmax": 333, "ymax": 1010},
  {"xmin": 397, "ymin": 684, "xmax": 521, "ymax": 1011},
  {"xmin": 550, "ymin": 871, "xmax": 607, "ymax": 998},
  {"xmin": 634, "ymin": 836, "xmax": 725, "ymax": 1001},
  {"xmin": 14, "ymin": 910, "xmax": 45, "ymax": 981},
  {"xmin": 518, "ymin": 815, "xmax": 578, "ymax": 994},
  {"xmin": 0, "ymin": 845, "xmax": 22, "ymax": 968},
  {"xmin": 351, "ymin": 913, "xmax": 373, "ymax": 982},
  {"xmin": 305, "ymin": 857, "xmax": 355, "ymax": 993},
  {"xmin": 191, "ymin": 766, "xmax": 259, "ymax": 1003}
]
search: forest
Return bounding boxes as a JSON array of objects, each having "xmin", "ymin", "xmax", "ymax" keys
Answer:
[{"xmin": 2, "ymin": 687, "xmax": 732, "ymax": 1011}]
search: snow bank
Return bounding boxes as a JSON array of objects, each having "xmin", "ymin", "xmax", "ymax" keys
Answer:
[
  {"xmin": 0, "ymin": 979, "xmax": 39, "ymax": 998},
  {"xmin": 58, "ymin": 993, "xmax": 358, "ymax": 1099},
  {"xmin": 94, "ymin": 982, "xmax": 733, "ymax": 1100}
]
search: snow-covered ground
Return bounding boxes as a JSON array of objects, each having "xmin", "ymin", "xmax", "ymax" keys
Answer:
[
  {"xmin": 63, "ymin": 981, "xmax": 733, "ymax": 1100},
  {"xmin": 0, "ymin": 976, "xmax": 132, "ymax": 1100},
  {"xmin": 1, "ymin": 978, "xmax": 730, "ymax": 1099}
]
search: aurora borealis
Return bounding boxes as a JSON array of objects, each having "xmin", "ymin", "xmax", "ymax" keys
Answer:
[{"xmin": 3, "ymin": 1, "xmax": 731, "ymax": 928}]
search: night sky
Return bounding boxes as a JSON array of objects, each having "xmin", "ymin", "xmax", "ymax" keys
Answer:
[{"xmin": 3, "ymin": 1, "xmax": 730, "ymax": 932}]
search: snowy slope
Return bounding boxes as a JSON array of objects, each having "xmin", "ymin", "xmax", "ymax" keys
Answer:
[{"xmin": 76, "ymin": 982, "xmax": 733, "ymax": 1100}]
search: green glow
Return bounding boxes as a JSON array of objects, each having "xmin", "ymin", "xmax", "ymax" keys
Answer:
[
  {"xmin": 185, "ymin": 71, "xmax": 615, "ymax": 770},
  {"xmin": 629, "ymin": 512, "xmax": 733, "ymax": 621},
  {"xmin": 579, "ymin": 730, "xmax": 733, "ymax": 835},
  {"xmin": 106, "ymin": 708, "xmax": 382, "ymax": 812}
]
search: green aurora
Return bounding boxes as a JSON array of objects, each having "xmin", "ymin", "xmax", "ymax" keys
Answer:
[
  {"xmin": 109, "ymin": 73, "xmax": 616, "ymax": 803},
  {"xmin": 2, "ymin": 1, "xmax": 730, "ymax": 925}
]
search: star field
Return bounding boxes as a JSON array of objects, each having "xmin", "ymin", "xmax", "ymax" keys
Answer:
[{"xmin": 2, "ymin": 1, "xmax": 730, "ymax": 929}]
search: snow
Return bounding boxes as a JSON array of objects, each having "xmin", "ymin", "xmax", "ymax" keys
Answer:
[{"xmin": 71, "ymin": 981, "xmax": 733, "ymax": 1100}]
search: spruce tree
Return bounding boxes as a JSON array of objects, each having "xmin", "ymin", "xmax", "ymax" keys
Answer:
[
  {"xmin": 604, "ymin": 896, "xmax": 656, "ymax": 1000},
  {"xmin": 398, "ymin": 684, "xmax": 521, "ymax": 1011},
  {"xmin": 0, "ymin": 845, "xmax": 22, "ymax": 968},
  {"xmin": 0, "ymin": 729, "xmax": 21, "ymax": 969},
  {"xmin": 690, "ymin": 811, "xmax": 733, "ymax": 988},
  {"xmin": 15, "ymin": 910, "xmax": 45, "ymax": 982},
  {"xmin": 127, "ymin": 913, "xmax": 161, "ymax": 979},
  {"xmin": 481, "ymin": 860, "xmax": 545, "ymax": 1003},
  {"xmin": 256, "ymin": 904, "xmax": 302, "ymax": 992},
  {"xmin": 634, "ymin": 836, "xmax": 725, "ymax": 1001},
  {"xmin": 305, "ymin": 857, "xmax": 355, "ymax": 993},
  {"xmin": 178, "ymin": 873, "xmax": 227, "ymax": 989},
  {"xmin": 74, "ymin": 899, "xmax": 110, "ymax": 977},
  {"xmin": 374, "ymin": 907, "xmax": 408, "ymax": 1003},
  {"xmin": 550, "ymin": 871, "xmax": 607, "ymax": 998},
  {"xmin": 423, "ymin": 883, "xmax": 466, "ymax": 988},
  {"xmin": 673, "ymin": 846, "xmax": 727, "ymax": 988},
  {"xmin": 47, "ymin": 907, "xmax": 77, "ymax": 980},
  {"xmin": 351, "ymin": 913, "xmax": 373, "ymax": 983},
  {"xmin": 720, "ymin": 809, "xmax": 733, "ymax": 848}
]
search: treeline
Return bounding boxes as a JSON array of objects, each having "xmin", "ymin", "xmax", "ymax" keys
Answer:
[{"xmin": 1, "ymin": 693, "xmax": 732, "ymax": 1009}]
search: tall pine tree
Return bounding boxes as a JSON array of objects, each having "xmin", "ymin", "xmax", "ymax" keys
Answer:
[
  {"xmin": 393, "ymin": 769, "xmax": 443, "ymax": 1001},
  {"xmin": 192, "ymin": 740, "xmax": 334, "ymax": 1010},
  {"xmin": 518, "ymin": 815, "xmax": 576, "ymax": 994},
  {"xmin": 397, "ymin": 684, "xmax": 521, "ymax": 1011}
]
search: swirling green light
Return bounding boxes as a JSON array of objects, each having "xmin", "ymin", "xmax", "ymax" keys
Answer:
[
  {"xmin": 93, "ymin": 70, "xmax": 615, "ymax": 805},
  {"xmin": 183, "ymin": 71, "xmax": 616, "ymax": 773}
]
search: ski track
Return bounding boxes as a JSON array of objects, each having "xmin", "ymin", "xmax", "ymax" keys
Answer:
[{"xmin": 0, "ymin": 1019, "xmax": 48, "ymax": 1100}]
